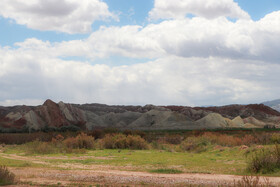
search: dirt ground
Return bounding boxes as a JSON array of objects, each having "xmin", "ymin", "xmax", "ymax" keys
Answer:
[
  {"xmin": 7, "ymin": 167, "xmax": 280, "ymax": 186},
  {"xmin": 2, "ymin": 153, "xmax": 280, "ymax": 186}
]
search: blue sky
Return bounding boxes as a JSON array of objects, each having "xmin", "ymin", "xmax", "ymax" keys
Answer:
[{"xmin": 0, "ymin": 0, "xmax": 280, "ymax": 106}]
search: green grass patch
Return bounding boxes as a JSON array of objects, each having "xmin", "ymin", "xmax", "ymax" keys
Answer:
[
  {"xmin": 0, "ymin": 156, "xmax": 42, "ymax": 168},
  {"xmin": 41, "ymin": 148, "xmax": 246, "ymax": 175},
  {"xmin": 149, "ymin": 168, "xmax": 183, "ymax": 174}
]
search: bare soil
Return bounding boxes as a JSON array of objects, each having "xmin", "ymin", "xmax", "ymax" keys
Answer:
[{"xmin": 8, "ymin": 167, "xmax": 280, "ymax": 186}]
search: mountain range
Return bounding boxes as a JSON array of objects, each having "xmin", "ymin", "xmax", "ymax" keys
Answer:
[
  {"xmin": 262, "ymin": 99, "xmax": 280, "ymax": 112},
  {"xmin": 0, "ymin": 99, "xmax": 280, "ymax": 132}
]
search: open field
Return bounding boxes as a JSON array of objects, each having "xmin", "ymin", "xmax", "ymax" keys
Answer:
[{"xmin": 0, "ymin": 130, "xmax": 280, "ymax": 186}]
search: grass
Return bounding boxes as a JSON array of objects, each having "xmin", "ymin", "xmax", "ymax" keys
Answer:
[
  {"xmin": 0, "ymin": 156, "xmax": 42, "ymax": 168},
  {"xmin": 149, "ymin": 168, "xmax": 183, "ymax": 174},
  {"xmin": 1, "ymin": 131, "xmax": 280, "ymax": 177},
  {"xmin": 2, "ymin": 144, "xmax": 247, "ymax": 175},
  {"xmin": 39, "ymin": 148, "xmax": 246, "ymax": 175}
]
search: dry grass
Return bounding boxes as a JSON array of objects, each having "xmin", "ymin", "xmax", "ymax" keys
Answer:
[
  {"xmin": 234, "ymin": 175, "xmax": 273, "ymax": 187},
  {"xmin": 0, "ymin": 165, "xmax": 16, "ymax": 185}
]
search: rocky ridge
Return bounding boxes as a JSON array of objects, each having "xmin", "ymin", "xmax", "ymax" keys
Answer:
[{"xmin": 0, "ymin": 100, "xmax": 280, "ymax": 132}]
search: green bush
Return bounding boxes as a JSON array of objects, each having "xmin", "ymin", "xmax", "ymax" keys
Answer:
[
  {"xmin": 247, "ymin": 144, "xmax": 280, "ymax": 173},
  {"xmin": 0, "ymin": 165, "xmax": 15, "ymax": 185}
]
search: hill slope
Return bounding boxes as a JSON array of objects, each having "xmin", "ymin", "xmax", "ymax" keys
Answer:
[{"xmin": 1, "ymin": 100, "xmax": 279, "ymax": 132}]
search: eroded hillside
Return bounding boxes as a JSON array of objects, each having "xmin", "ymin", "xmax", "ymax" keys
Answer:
[{"xmin": 1, "ymin": 100, "xmax": 279, "ymax": 132}]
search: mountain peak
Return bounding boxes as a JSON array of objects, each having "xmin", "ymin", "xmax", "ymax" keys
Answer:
[{"xmin": 43, "ymin": 99, "xmax": 57, "ymax": 107}]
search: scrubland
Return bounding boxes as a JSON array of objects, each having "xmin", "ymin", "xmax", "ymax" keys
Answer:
[{"xmin": 0, "ymin": 129, "xmax": 280, "ymax": 186}]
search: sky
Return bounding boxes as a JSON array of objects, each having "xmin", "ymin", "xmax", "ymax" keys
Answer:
[{"xmin": 0, "ymin": 0, "xmax": 280, "ymax": 107}]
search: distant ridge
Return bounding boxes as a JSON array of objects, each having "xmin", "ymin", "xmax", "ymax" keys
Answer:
[
  {"xmin": 263, "ymin": 99, "xmax": 280, "ymax": 112},
  {"xmin": 0, "ymin": 100, "xmax": 279, "ymax": 132}
]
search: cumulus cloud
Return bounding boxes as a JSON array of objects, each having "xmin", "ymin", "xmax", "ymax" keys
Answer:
[
  {"xmin": 149, "ymin": 0, "xmax": 250, "ymax": 20},
  {"xmin": 0, "ymin": 0, "xmax": 116, "ymax": 34},
  {"xmin": 1, "ymin": 8, "xmax": 280, "ymax": 106},
  {"xmin": 0, "ymin": 44, "xmax": 279, "ymax": 106},
  {"xmin": 21, "ymin": 11, "xmax": 280, "ymax": 62}
]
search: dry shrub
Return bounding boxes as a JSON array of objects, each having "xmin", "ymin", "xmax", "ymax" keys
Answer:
[
  {"xmin": 247, "ymin": 144, "xmax": 280, "ymax": 174},
  {"xmin": 158, "ymin": 134, "xmax": 183, "ymax": 145},
  {"xmin": 88, "ymin": 129, "xmax": 105, "ymax": 139},
  {"xmin": 0, "ymin": 132, "xmax": 54, "ymax": 144},
  {"xmin": 254, "ymin": 132, "xmax": 272, "ymax": 145},
  {"xmin": 102, "ymin": 134, "xmax": 127, "ymax": 149},
  {"xmin": 180, "ymin": 136, "xmax": 209, "ymax": 153},
  {"xmin": 242, "ymin": 135, "xmax": 258, "ymax": 146},
  {"xmin": 234, "ymin": 175, "xmax": 273, "ymax": 187},
  {"xmin": 101, "ymin": 134, "xmax": 148, "ymax": 150},
  {"xmin": 63, "ymin": 133, "xmax": 95, "ymax": 149},
  {"xmin": 235, "ymin": 175, "xmax": 260, "ymax": 187},
  {"xmin": 123, "ymin": 130, "xmax": 146, "ymax": 138},
  {"xmin": 271, "ymin": 133, "xmax": 280, "ymax": 144},
  {"xmin": 201, "ymin": 132, "xmax": 257, "ymax": 147},
  {"xmin": 25, "ymin": 140, "xmax": 55, "ymax": 154},
  {"xmin": 24, "ymin": 133, "xmax": 95, "ymax": 154},
  {"xmin": 126, "ymin": 135, "xmax": 149, "ymax": 150},
  {"xmin": 0, "ymin": 165, "xmax": 16, "ymax": 185},
  {"xmin": 214, "ymin": 133, "xmax": 242, "ymax": 146}
]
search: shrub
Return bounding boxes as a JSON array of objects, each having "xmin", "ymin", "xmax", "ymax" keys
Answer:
[
  {"xmin": 63, "ymin": 133, "xmax": 95, "ymax": 149},
  {"xmin": 180, "ymin": 136, "xmax": 209, "ymax": 153},
  {"xmin": 253, "ymin": 132, "xmax": 272, "ymax": 145},
  {"xmin": 0, "ymin": 132, "xmax": 54, "ymax": 145},
  {"xmin": 24, "ymin": 133, "xmax": 95, "ymax": 154},
  {"xmin": 126, "ymin": 135, "xmax": 148, "ymax": 150},
  {"xmin": 242, "ymin": 134, "xmax": 258, "ymax": 146},
  {"xmin": 200, "ymin": 132, "xmax": 259, "ymax": 147},
  {"xmin": 247, "ymin": 144, "xmax": 280, "ymax": 173},
  {"xmin": 0, "ymin": 165, "xmax": 16, "ymax": 185},
  {"xmin": 25, "ymin": 140, "xmax": 56, "ymax": 154},
  {"xmin": 101, "ymin": 134, "xmax": 148, "ymax": 150},
  {"xmin": 123, "ymin": 130, "xmax": 146, "ymax": 138},
  {"xmin": 102, "ymin": 134, "xmax": 127, "ymax": 149},
  {"xmin": 271, "ymin": 133, "xmax": 280, "ymax": 144},
  {"xmin": 158, "ymin": 134, "xmax": 183, "ymax": 145},
  {"xmin": 88, "ymin": 129, "xmax": 105, "ymax": 139},
  {"xmin": 235, "ymin": 175, "xmax": 272, "ymax": 187}
]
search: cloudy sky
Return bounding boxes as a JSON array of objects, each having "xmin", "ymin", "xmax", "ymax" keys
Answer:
[{"xmin": 0, "ymin": 0, "xmax": 280, "ymax": 106}]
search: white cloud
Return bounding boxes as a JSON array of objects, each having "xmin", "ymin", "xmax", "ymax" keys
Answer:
[
  {"xmin": 149, "ymin": 0, "xmax": 250, "ymax": 20},
  {"xmin": 0, "ymin": 44, "xmax": 279, "ymax": 106},
  {"xmin": 1, "ymin": 9, "xmax": 280, "ymax": 106},
  {"xmin": 19, "ymin": 11, "xmax": 280, "ymax": 62},
  {"xmin": 0, "ymin": 0, "xmax": 116, "ymax": 34},
  {"xmin": 0, "ymin": 99, "xmax": 44, "ymax": 106}
]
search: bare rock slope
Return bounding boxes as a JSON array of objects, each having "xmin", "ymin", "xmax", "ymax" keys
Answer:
[{"xmin": 1, "ymin": 100, "xmax": 280, "ymax": 132}]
